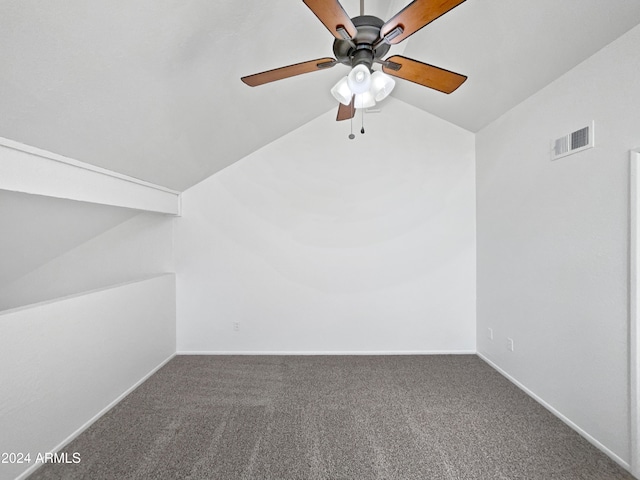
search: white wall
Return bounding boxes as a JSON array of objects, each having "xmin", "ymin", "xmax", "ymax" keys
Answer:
[
  {"xmin": 176, "ymin": 98, "xmax": 476, "ymax": 353},
  {"xmin": 476, "ymin": 23, "xmax": 640, "ymax": 467},
  {"xmin": 0, "ymin": 274, "xmax": 176, "ymax": 480},
  {"xmin": 0, "ymin": 190, "xmax": 137, "ymax": 288},
  {"xmin": 0, "ymin": 165, "xmax": 177, "ymax": 479},
  {"xmin": 0, "ymin": 210, "xmax": 174, "ymax": 311}
]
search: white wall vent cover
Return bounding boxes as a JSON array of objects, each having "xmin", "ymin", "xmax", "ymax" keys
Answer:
[{"xmin": 551, "ymin": 122, "xmax": 595, "ymax": 160}]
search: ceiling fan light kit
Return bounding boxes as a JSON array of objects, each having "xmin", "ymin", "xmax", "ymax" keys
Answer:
[
  {"xmin": 331, "ymin": 65, "xmax": 395, "ymax": 108},
  {"xmin": 241, "ymin": 0, "xmax": 469, "ymax": 126},
  {"xmin": 347, "ymin": 64, "xmax": 371, "ymax": 94},
  {"xmin": 331, "ymin": 64, "xmax": 396, "ymax": 108},
  {"xmin": 330, "ymin": 77, "xmax": 352, "ymax": 105},
  {"xmin": 370, "ymin": 71, "xmax": 395, "ymax": 101},
  {"xmin": 354, "ymin": 91, "xmax": 376, "ymax": 109}
]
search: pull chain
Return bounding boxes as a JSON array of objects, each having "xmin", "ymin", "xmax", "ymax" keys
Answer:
[
  {"xmin": 348, "ymin": 97, "xmax": 355, "ymax": 139},
  {"xmin": 361, "ymin": 108, "xmax": 365, "ymax": 134}
]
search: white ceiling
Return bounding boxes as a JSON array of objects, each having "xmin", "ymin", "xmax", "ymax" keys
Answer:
[{"xmin": 1, "ymin": 0, "xmax": 639, "ymax": 191}]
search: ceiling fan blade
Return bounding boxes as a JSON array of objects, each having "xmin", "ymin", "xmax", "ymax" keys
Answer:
[
  {"xmin": 303, "ymin": 0, "xmax": 358, "ymax": 40},
  {"xmin": 241, "ymin": 58, "xmax": 336, "ymax": 87},
  {"xmin": 336, "ymin": 96, "xmax": 355, "ymax": 121},
  {"xmin": 380, "ymin": 0, "xmax": 466, "ymax": 45},
  {"xmin": 382, "ymin": 55, "xmax": 467, "ymax": 93}
]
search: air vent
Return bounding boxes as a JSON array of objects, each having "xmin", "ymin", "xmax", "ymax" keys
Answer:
[
  {"xmin": 554, "ymin": 136, "xmax": 569, "ymax": 157},
  {"xmin": 551, "ymin": 122, "xmax": 595, "ymax": 160}
]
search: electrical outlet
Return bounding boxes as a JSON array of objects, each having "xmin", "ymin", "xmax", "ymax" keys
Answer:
[
  {"xmin": 487, "ymin": 328, "xmax": 493, "ymax": 340},
  {"xmin": 507, "ymin": 337, "xmax": 514, "ymax": 352},
  {"xmin": 233, "ymin": 322, "xmax": 240, "ymax": 332}
]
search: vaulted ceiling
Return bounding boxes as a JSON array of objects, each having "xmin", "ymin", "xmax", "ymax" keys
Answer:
[{"xmin": 1, "ymin": 0, "xmax": 640, "ymax": 191}]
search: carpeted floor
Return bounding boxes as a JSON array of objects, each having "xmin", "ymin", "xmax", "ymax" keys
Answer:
[{"xmin": 29, "ymin": 355, "xmax": 633, "ymax": 479}]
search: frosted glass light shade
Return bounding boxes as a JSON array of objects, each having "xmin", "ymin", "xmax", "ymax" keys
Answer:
[
  {"xmin": 370, "ymin": 71, "xmax": 396, "ymax": 101},
  {"xmin": 330, "ymin": 77, "xmax": 352, "ymax": 105},
  {"xmin": 347, "ymin": 65, "xmax": 371, "ymax": 94},
  {"xmin": 354, "ymin": 91, "xmax": 375, "ymax": 109}
]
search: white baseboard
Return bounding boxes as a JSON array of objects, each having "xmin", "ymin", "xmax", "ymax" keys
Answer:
[
  {"xmin": 15, "ymin": 353, "xmax": 176, "ymax": 480},
  {"xmin": 176, "ymin": 350, "xmax": 477, "ymax": 356},
  {"xmin": 477, "ymin": 352, "xmax": 631, "ymax": 474}
]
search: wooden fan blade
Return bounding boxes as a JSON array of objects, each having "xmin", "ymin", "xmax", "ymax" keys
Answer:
[
  {"xmin": 303, "ymin": 0, "xmax": 357, "ymax": 40},
  {"xmin": 336, "ymin": 96, "xmax": 355, "ymax": 121},
  {"xmin": 382, "ymin": 55, "xmax": 467, "ymax": 94},
  {"xmin": 380, "ymin": 0, "xmax": 466, "ymax": 45},
  {"xmin": 241, "ymin": 58, "xmax": 336, "ymax": 87}
]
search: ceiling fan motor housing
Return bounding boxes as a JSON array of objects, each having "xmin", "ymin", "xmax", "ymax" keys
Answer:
[{"xmin": 333, "ymin": 15, "xmax": 390, "ymax": 70}]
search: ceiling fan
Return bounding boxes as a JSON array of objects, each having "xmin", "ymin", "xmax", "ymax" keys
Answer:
[{"xmin": 241, "ymin": 0, "xmax": 468, "ymax": 122}]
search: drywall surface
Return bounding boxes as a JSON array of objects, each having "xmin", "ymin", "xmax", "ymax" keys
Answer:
[
  {"xmin": 0, "ymin": 209, "xmax": 174, "ymax": 311},
  {"xmin": 0, "ymin": 274, "xmax": 176, "ymax": 480},
  {"xmin": 0, "ymin": 190, "xmax": 137, "ymax": 287},
  {"xmin": 176, "ymin": 97, "xmax": 476, "ymax": 353},
  {"xmin": 476, "ymin": 23, "xmax": 640, "ymax": 466}
]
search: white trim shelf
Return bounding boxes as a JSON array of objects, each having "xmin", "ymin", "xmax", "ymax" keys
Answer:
[{"xmin": 0, "ymin": 137, "xmax": 181, "ymax": 215}]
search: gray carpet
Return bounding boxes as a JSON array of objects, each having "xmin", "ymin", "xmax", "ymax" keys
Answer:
[{"xmin": 29, "ymin": 355, "xmax": 633, "ymax": 479}]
